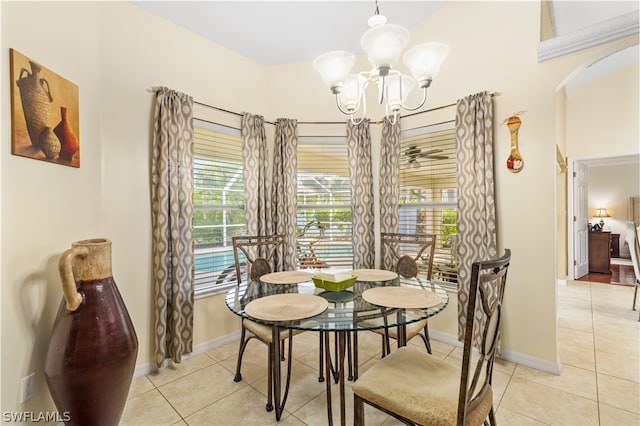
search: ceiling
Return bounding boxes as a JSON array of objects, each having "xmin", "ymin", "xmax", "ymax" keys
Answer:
[
  {"xmin": 132, "ymin": 0, "xmax": 638, "ymax": 82},
  {"xmin": 132, "ymin": 1, "xmax": 445, "ymax": 65},
  {"xmin": 132, "ymin": 1, "xmax": 638, "ymax": 64}
]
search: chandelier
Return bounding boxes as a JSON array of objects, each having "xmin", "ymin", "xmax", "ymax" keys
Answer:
[{"xmin": 313, "ymin": 2, "xmax": 449, "ymax": 124}]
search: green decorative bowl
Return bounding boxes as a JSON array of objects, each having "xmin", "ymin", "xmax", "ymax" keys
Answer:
[{"xmin": 312, "ymin": 274, "xmax": 358, "ymax": 292}]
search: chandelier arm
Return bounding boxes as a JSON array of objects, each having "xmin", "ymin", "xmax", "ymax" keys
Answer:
[
  {"xmin": 350, "ymin": 116, "xmax": 366, "ymax": 126},
  {"xmin": 379, "ymin": 74, "xmax": 386, "ymax": 104},
  {"xmin": 335, "ymin": 95, "xmax": 355, "ymax": 116},
  {"xmin": 350, "ymin": 92, "xmax": 367, "ymax": 125},
  {"xmin": 399, "ymin": 87, "xmax": 428, "ymax": 112},
  {"xmin": 336, "ymin": 92, "xmax": 368, "ymax": 126},
  {"xmin": 387, "ymin": 111, "xmax": 398, "ymax": 125}
]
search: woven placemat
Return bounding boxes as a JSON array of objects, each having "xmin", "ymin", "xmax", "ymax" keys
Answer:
[
  {"xmin": 260, "ymin": 271, "xmax": 313, "ymax": 284},
  {"xmin": 245, "ymin": 294, "xmax": 329, "ymax": 321},
  {"xmin": 350, "ymin": 269, "xmax": 398, "ymax": 282},
  {"xmin": 362, "ymin": 287, "xmax": 442, "ymax": 309}
]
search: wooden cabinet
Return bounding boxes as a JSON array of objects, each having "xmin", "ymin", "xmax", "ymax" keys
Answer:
[
  {"xmin": 589, "ymin": 231, "xmax": 611, "ymax": 274},
  {"xmin": 610, "ymin": 233, "xmax": 620, "ymax": 258}
]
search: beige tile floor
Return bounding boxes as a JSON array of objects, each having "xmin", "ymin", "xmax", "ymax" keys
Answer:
[{"xmin": 121, "ymin": 281, "xmax": 639, "ymax": 425}]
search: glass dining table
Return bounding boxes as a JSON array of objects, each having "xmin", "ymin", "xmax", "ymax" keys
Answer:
[{"xmin": 224, "ymin": 269, "xmax": 449, "ymax": 426}]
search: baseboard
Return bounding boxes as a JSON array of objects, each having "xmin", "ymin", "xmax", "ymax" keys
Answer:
[
  {"xmin": 501, "ymin": 349, "xmax": 561, "ymax": 375},
  {"xmin": 430, "ymin": 330, "xmax": 561, "ymax": 375},
  {"xmin": 134, "ymin": 329, "xmax": 561, "ymax": 378},
  {"xmin": 133, "ymin": 330, "xmax": 242, "ymax": 378},
  {"xmin": 428, "ymin": 329, "xmax": 462, "ymax": 348}
]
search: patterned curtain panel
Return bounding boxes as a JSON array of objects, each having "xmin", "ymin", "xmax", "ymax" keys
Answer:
[
  {"xmin": 241, "ymin": 113, "xmax": 273, "ymax": 239},
  {"xmin": 379, "ymin": 117, "xmax": 401, "ymax": 268},
  {"xmin": 272, "ymin": 118, "xmax": 298, "ymax": 271},
  {"xmin": 151, "ymin": 87, "xmax": 194, "ymax": 368},
  {"xmin": 347, "ymin": 119, "xmax": 375, "ymax": 269},
  {"xmin": 455, "ymin": 91, "xmax": 498, "ymax": 345}
]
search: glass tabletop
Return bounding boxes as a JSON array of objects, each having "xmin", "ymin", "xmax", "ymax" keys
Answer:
[{"xmin": 224, "ymin": 273, "xmax": 449, "ymax": 332}]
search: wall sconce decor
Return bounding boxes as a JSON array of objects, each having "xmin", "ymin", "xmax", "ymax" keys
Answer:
[
  {"xmin": 594, "ymin": 208, "xmax": 610, "ymax": 229},
  {"xmin": 504, "ymin": 112, "xmax": 525, "ymax": 173}
]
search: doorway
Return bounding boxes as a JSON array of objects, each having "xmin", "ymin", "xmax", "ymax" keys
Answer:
[{"xmin": 567, "ymin": 155, "xmax": 640, "ymax": 281}]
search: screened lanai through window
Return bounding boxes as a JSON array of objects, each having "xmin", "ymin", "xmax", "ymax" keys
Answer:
[
  {"xmin": 192, "ymin": 117, "xmax": 456, "ymax": 294},
  {"xmin": 297, "ymin": 137, "xmax": 354, "ymax": 269},
  {"xmin": 399, "ymin": 123, "xmax": 458, "ymax": 287},
  {"xmin": 192, "ymin": 120, "xmax": 246, "ymax": 296}
]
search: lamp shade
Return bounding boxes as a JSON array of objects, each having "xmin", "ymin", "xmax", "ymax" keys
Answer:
[
  {"xmin": 313, "ymin": 51, "xmax": 355, "ymax": 93},
  {"xmin": 385, "ymin": 74, "xmax": 416, "ymax": 111},
  {"xmin": 338, "ymin": 74, "xmax": 367, "ymax": 112},
  {"xmin": 360, "ymin": 24, "xmax": 410, "ymax": 71},
  {"xmin": 594, "ymin": 208, "xmax": 610, "ymax": 218},
  {"xmin": 403, "ymin": 42, "xmax": 449, "ymax": 87}
]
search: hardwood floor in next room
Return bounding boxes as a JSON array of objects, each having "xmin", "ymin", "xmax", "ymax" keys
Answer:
[{"xmin": 578, "ymin": 261, "xmax": 636, "ymax": 286}]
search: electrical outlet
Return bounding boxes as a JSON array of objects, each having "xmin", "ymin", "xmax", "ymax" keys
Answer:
[{"xmin": 20, "ymin": 373, "xmax": 35, "ymax": 403}]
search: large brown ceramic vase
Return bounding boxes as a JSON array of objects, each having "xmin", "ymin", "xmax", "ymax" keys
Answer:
[{"xmin": 44, "ymin": 238, "xmax": 138, "ymax": 426}]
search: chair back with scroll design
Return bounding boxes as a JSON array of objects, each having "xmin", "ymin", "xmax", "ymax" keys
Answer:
[
  {"xmin": 377, "ymin": 233, "xmax": 437, "ymax": 355},
  {"xmin": 232, "ymin": 235, "xmax": 285, "ymax": 284},
  {"xmin": 458, "ymin": 248, "xmax": 511, "ymax": 425},
  {"xmin": 230, "ymin": 234, "xmax": 291, "ymax": 416},
  {"xmin": 353, "ymin": 249, "xmax": 511, "ymax": 426},
  {"xmin": 380, "ymin": 232, "xmax": 436, "ymax": 279}
]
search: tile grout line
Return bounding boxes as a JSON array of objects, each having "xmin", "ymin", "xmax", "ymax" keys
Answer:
[{"xmin": 589, "ymin": 282, "xmax": 603, "ymax": 426}]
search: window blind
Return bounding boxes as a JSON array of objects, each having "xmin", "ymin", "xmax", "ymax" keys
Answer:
[
  {"xmin": 400, "ymin": 124, "xmax": 458, "ymax": 286},
  {"xmin": 297, "ymin": 138, "xmax": 353, "ymax": 269},
  {"xmin": 193, "ymin": 120, "xmax": 246, "ymax": 295}
]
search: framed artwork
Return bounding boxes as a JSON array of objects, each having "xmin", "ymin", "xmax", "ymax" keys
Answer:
[{"xmin": 10, "ymin": 48, "xmax": 80, "ymax": 167}]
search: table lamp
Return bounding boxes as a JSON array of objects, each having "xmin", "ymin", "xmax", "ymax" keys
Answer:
[{"xmin": 594, "ymin": 208, "xmax": 610, "ymax": 229}]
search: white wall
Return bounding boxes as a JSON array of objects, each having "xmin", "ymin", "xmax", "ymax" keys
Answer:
[
  {"xmin": 1, "ymin": 1, "xmax": 266, "ymax": 414},
  {"xmin": 2, "ymin": 0, "xmax": 639, "ymax": 417},
  {"xmin": 1, "ymin": 2, "xmax": 104, "ymax": 414},
  {"xmin": 565, "ymin": 64, "xmax": 639, "ymax": 159}
]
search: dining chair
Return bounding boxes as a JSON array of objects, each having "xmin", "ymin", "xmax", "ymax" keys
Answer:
[
  {"xmin": 433, "ymin": 233, "xmax": 460, "ymax": 284},
  {"xmin": 625, "ymin": 223, "xmax": 640, "ymax": 321},
  {"xmin": 377, "ymin": 232, "xmax": 436, "ymax": 355},
  {"xmin": 231, "ymin": 234, "xmax": 296, "ymax": 412},
  {"xmin": 353, "ymin": 249, "xmax": 512, "ymax": 426}
]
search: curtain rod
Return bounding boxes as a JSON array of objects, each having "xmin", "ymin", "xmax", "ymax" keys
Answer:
[
  {"xmin": 149, "ymin": 87, "xmax": 499, "ymax": 126},
  {"xmin": 192, "ymin": 100, "xmax": 277, "ymax": 126},
  {"xmin": 401, "ymin": 91, "xmax": 500, "ymax": 120}
]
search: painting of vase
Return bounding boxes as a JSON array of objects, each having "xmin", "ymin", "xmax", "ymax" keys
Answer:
[{"xmin": 10, "ymin": 49, "xmax": 80, "ymax": 168}]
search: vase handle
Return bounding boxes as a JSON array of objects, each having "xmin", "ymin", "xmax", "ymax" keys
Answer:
[
  {"xmin": 40, "ymin": 78, "xmax": 53, "ymax": 102},
  {"xmin": 59, "ymin": 246, "xmax": 89, "ymax": 312},
  {"xmin": 18, "ymin": 67, "xmax": 31, "ymax": 81}
]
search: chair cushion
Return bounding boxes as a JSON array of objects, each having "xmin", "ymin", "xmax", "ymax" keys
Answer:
[
  {"xmin": 242, "ymin": 318, "xmax": 299, "ymax": 343},
  {"xmin": 352, "ymin": 346, "xmax": 492, "ymax": 426}
]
